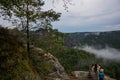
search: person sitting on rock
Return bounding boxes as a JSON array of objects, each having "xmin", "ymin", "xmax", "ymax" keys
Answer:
[{"xmin": 94, "ymin": 64, "xmax": 101, "ymax": 74}]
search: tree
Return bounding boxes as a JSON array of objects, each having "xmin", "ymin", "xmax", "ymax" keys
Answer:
[{"xmin": 0, "ymin": 0, "xmax": 61, "ymax": 55}]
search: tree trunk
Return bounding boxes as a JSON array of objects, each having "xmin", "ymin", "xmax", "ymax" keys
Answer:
[
  {"xmin": 26, "ymin": 20, "xmax": 30, "ymax": 55},
  {"xmin": 26, "ymin": 1, "xmax": 30, "ymax": 55}
]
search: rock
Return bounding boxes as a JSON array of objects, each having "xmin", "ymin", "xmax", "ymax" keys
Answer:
[
  {"xmin": 72, "ymin": 71, "xmax": 89, "ymax": 78},
  {"xmin": 35, "ymin": 48, "xmax": 69, "ymax": 80},
  {"xmin": 45, "ymin": 53, "xmax": 69, "ymax": 80}
]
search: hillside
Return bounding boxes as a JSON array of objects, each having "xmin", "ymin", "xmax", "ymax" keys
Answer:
[
  {"xmin": 0, "ymin": 27, "xmax": 69, "ymax": 80},
  {"xmin": 0, "ymin": 27, "xmax": 120, "ymax": 80},
  {"xmin": 68, "ymin": 31, "xmax": 120, "ymax": 49}
]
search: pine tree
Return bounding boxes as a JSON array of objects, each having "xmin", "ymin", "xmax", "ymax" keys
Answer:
[{"xmin": 0, "ymin": 0, "xmax": 61, "ymax": 55}]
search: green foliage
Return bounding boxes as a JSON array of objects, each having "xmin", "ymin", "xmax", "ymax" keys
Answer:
[
  {"xmin": 54, "ymin": 47, "xmax": 97, "ymax": 73},
  {"xmin": 30, "ymin": 28, "xmax": 64, "ymax": 53},
  {"xmin": 30, "ymin": 29, "xmax": 97, "ymax": 74},
  {"xmin": 0, "ymin": 27, "xmax": 38, "ymax": 80}
]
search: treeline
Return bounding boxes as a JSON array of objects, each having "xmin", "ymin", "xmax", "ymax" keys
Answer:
[{"xmin": 68, "ymin": 31, "xmax": 120, "ymax": 49}]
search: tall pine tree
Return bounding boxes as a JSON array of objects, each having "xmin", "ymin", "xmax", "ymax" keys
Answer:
[{"xmin": 0, "ymin": 0, "xmax": 61, "ymax": 55}]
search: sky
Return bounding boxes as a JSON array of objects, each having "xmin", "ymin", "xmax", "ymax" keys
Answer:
[
  {"xmin": 44, "ymin": 0, "xmax": 120, "ymax": 33},
  {"xmin": 0, "ymin": 0, "xmax": 120, "ymax": 33}
]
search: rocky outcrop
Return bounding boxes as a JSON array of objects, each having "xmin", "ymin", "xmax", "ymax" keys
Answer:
[{"xmin": 34, "ymin": 48, "xmax": 69, "ymax": 80}]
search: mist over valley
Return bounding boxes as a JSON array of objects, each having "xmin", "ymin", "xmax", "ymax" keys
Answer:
[
  {"xmin": 67, "ymin": 30, "xmax": 120, "ymax": 61},
  {"xmin": 81, "ymin": 46, "xmax": 120, "ymax": 61}
]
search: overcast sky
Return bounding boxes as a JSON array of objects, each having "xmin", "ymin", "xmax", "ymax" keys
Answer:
[
  {"xmin": 44, "ymin": 0, "xmax": 120, "ymax": 32},
  {"xmin": 0, "ymin": 0, "xmax": 120, "ymax": 33}
]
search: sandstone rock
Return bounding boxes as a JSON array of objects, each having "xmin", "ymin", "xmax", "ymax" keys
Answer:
[
  {"xmin": 45, "ymin": 53, "xmax": 69, "ymax": 80},
  {"xmin": 35, "ymin": 48, "xmax": 69, "ymax": 80}
]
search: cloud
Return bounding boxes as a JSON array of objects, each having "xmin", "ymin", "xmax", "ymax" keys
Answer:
[
  {"xmin": 0, "ymin": 0, "xmax": 120, "ymax": 32},
  {"xmin": 0, "ymin": 18, "xmax": 12, "ymax": 27},
  {"xmin": 44, "ymin": 0, "xmax": 120, "ymax": 32},
  {"xmin": 105, "ymin": 24, "xmax": 120, "ymax": 30},
  {"xmin": 81, "ymin": 46, "xmax": 120, "ymax": 61}
]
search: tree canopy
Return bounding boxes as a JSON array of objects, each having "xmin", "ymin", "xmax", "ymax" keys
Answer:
[{"xmin": 0, "ymin": 0, "xmax": 61, "ymax": 54}]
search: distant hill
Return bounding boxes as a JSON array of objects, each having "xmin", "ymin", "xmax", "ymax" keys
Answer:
[{"xmin": 68, "ymin": 31, "xmax": 120, "ymax": 49}]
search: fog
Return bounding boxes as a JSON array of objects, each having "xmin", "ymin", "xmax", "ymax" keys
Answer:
[{"xmin": 81, "ymin": 46, "xmax": 120, "ymax": 60}]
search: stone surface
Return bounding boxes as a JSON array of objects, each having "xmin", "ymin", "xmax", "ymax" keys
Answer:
[{"xmin": 35, "ymin": 48, "xmax": 69, "ymax": 80}]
